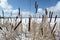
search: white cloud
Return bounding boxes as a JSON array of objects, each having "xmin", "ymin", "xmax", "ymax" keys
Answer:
[
  {"xmin": 21, "ymin": 11, "xmax": 31, "ymax": 17},
  {"xmin": 47, "ymin": 1, "xmax": 60, "ymax": 22},
  {"xmin": 0, "ymin": 0, "xmax": 18, "ymax": 16},
  {"xmin": 12, "ymin": 9, "xmax": 18, "ymax": 14},
  {"xmin": 0, "ymin": 0, "xmax": 13, "ymax": 15},
  {"xmin": 0, "ymin": 0, "xmax": 12, "ymax": 9},
  {"xmin": 37, "ymin": 1, "xmax": 60, "ymax": 21},
  {"xmin": 38, "ymin": 8, "xmax": 44, "ymax": 13},
  {"xmin": 48, "ymin": 1, "xmax": 60, "ymax": 13}
]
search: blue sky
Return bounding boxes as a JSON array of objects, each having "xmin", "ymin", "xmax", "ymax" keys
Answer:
[
  {"xmin": 7, "ymin": 0, "xmax": 59, "ymax": 11},
  {"xmin": 7, "ymin": 0, "xmax": 20, "ymax": 9},
  {"xmin": 0, "ymin": 0, "xmax": 60, "ymax": 17}
]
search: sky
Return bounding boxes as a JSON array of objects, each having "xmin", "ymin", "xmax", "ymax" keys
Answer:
[{"xmin": 0, "ymin": 0, "xmax": 60, "ymax": 17}]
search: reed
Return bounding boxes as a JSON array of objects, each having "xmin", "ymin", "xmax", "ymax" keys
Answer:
[
  {"xmin": 18, "ymin": 8, "xmax": 20, "ymax": 16},
  {"xmin": 28, "ymin": 16, "xmax": 31, "ymax": 32},
  {"xmin": 54, "ymin": 15, "xmax": 57, "ymax": 22},
  {"xmin": 50, "ymin": 11, "xmax": 53, "ymax": 22},
  {"xmin": 14, "ymin": 20, "xmax": 22, "ymax": 31},
  {"xmin": 51, "ymin": 22, "xmax": 57, "ymax": 33},
  {"xmin": 45, "ymin": 9, "xmax": 48, "ymax": 15},
  {"xmin": 35, "ymin": 1, "xmax": 38, "ymax": 13}
]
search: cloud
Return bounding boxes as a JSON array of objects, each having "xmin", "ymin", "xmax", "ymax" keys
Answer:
[
  {"xmin": 38, "ymin": 8, "xmax": 44, "ymax": 13},
  {"xmin": 47, "ymin": 1, "xmax": 60, "ymax": 17},
  {"xmin": 38, "ymin": 1, "xmax": 60, "ymax": 17},
  {"xmin": 12, "ymin": 9, "xmax": 18, "ymax": 14},
  {"xmin": 0, "ymin": 0, "xmax": 13, "ymax": 15},
  {"xmin": 47, "ymin": 1, "xmax": 60, "ymax": 12},
  {"xmin": 0, "ymin": 0, "xmax": 12, "ymax": 9},
  {"xmin": 0, "ymin": 0, "xmax": 18, "ymax": 16},
  {"xmin": 21, "ymin": 11, "xmax": 31, "ymax": 17}
]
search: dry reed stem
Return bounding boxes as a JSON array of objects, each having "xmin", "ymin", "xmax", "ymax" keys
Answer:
[
  {"xmin": 28, "ymin": 16, "xmax": 31, "ymax": 32},
  {"xmin": 35, "ymin": 1, "xmax": 38, "ymax": 13},
  {"xmin": 14, "ymin": 20, "xmax": 22, "ymax": 31}
]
